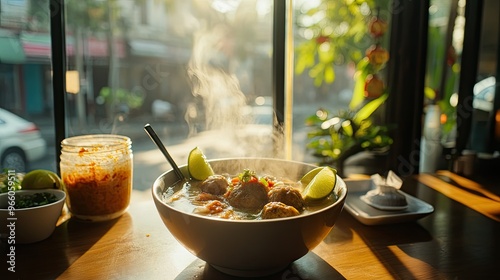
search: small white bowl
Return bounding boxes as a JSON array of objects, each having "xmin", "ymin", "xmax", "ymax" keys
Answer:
[{"xmin": 0, "ymin": 189, "xmax": 65, "ymax": 244}]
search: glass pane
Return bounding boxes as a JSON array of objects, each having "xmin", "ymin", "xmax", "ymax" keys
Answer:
[
  {"xmin": 292, "ymin": 0, "xmax": 393, "ymax": 176},
  {"xmin": 421, "ymin": 0, "xmax": 464, "ymax": 173},
  {"xmin": 63, "ymin": 0, "xmax": 274, "ymax": 190},
  {"xmin": 471, "ymin": 0, "xmax": 499, "ymax": 154},
  {"xmin": 0, "ymin": 0, "xmax": 56, "ymax": 182}
]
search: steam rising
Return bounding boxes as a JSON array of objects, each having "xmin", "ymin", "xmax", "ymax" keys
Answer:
[
  {"xmin": 184, "ymin": 23, "xmax": 284, "ymax": 159},
  {"xmin": 187, "ymin": 25, "xmax": 249, "ymax": 132},
  {"xmin": 210, "ymin": 158, "xmax": 311, "ymax": 181}
]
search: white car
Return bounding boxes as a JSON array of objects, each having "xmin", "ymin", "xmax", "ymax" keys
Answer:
[{"xmin": 0, "ymin": 108, "xmax": 47, "ymax": 172}]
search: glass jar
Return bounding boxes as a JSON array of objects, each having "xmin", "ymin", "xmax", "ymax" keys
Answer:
[{"xmin": 60, "ymin": 134, "xmax": 133, "ymax": 222}]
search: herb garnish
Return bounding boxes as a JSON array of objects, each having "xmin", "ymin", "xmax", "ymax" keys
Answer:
[{"xmin": 15, "ymin": 193, "xmax": 59, "ymax": 209}]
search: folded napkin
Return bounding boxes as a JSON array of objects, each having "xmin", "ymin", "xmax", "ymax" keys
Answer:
[
  {"xmin": 361, "ymin": 171, "xmax": 407, "ymax": 210},
  {"xmin": 371, "ymin": 170, "xmax": 402, "ymax": 190}
]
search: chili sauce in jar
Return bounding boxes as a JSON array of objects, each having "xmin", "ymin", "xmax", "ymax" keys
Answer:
[{"xmin": 60, "ymin": 134, "xmax": 133, "ymax": 221}]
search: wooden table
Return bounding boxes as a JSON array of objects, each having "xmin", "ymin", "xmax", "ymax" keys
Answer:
[{"xmin": 2, "ymin": 172, "xmax": 500, "ymax": 279}]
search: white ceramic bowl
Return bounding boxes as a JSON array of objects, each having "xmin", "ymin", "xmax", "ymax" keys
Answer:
[
  {"xmin": 0, "ymin": 189, "xmax": 65, "ymax": 244},
  {"xmin": 152, "ymin": 158, "xmax": 347, "ymax": 277}
]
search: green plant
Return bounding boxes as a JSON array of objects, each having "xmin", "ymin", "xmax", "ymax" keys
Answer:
[
  {"xmin": 424, "ymin": 22, "xmax": 461, "ymax": 144},
  {"xmin": 299, "ymin": 1, "xmax": 393, "ymax": 172},
  {"xmin": 305, "ymin": 95, "xmax": 393, "ymax": 169},
  {"xmin": 99, "ymin": 87, "xmax": 144, "ymax": 110},
  {"xmin": 295, "ymin": 0, "xmax": 375, "ymax": 87}
]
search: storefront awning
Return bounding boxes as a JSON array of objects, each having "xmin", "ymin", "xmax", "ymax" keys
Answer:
[
  {"xmin": 0, "ymin": 36, "xmax": 26, "ymax": 63},
  {"xmin": 129, "ymin": 39, "xmax": 191, "ymax": 62},
  {"xmin": 84, "ymin": 37, "xmax": 126, "ymax": 58},
  {"xmin": 20, "ymin": 32, "xmax": 125, "ymax": 61},
  {"xmin": 20, "ymin": 32, "xmax": 54, "ymax": 60}
]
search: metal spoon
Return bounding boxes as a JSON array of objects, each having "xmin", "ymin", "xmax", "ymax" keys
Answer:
[{"xmin": 144, "ymin": 123, "xmax": 185, "ymax": 182}]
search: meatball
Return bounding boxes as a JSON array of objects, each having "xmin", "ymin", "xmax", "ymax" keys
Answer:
[
  {"xmin": 261, "ymin": 202, "xmax": 300, "ymax": 219},
  {"xmin": 268, "ymin": 185, "xmax": 305, "ymax": 211},
  {"xmin": 227, "ymin": 181, "xmax": 268, "ymax": 210},
  {"xmin": 200, "ymin": 175, "xmax": 229, "ymax": 195}
]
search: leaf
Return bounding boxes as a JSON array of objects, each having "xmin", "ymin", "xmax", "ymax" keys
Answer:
[
  {"xmin": 356, "ymin": 57, "xmax": 370, "ymax": 71},
  {"xmin": 295, "ymin": 42, "xmax": 317, "ymax": 74},
  {"xmin": 309, "ymin": 63, "xmax": 324, "ymax": 79},
  {"xmin": 99, "ymin": 87, "xmax": 111, "ymax": 98},
  {"xmin": 426, "ymin": 26, "xmax": 445, "ymax": 89},
  {"xmin": 424, "ymin": 87, "xmax": 436, "ymax": 100},
  {"xmin": 353, "ymin": 93, "xmax": 388, "ymax": 124},
  {"xmin": 313, "ymin": 74, "xmax": 324, "ymax": 87},
  {"xmin": 324, "ymin": 64, "xmax": 335, "ymax": 84},
  {"xmin": 318, "ymin": 45, "xmax": 334, "ymax": 63},
  {"xmin": 349, "ymin": 70, "xmax": 368, "ymax": 109},
  {"xmin": 342, "ymin": 120, "xmax": 353, "ymax": 137}
]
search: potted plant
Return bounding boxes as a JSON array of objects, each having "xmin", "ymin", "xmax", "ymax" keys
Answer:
[
  {"xmin": 304, "ymin": 97, "xmax": 393, "ymax": 176},
  {"xmin": 296, "ymin": 1, "xmax": 393, "ymax": 176}
]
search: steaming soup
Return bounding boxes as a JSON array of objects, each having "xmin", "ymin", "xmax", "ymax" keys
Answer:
[{"xmin": 163, "ymin": 169, "xmax": 339, "ymax": 220}]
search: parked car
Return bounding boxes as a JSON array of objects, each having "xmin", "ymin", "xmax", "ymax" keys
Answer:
[
  {"xmin": 152, "ymin": 99, "xmax": 175, "ymax": 121},
  {"xmin": 471, "ymin": 76, "xmax": 498, "ymax": 153},
  {"xmin": 0, "ymin": 108, "xmax": 47, "ymax": 172},
  {"xmin": 473, "ymin": 76, "xmax": 496, "ymax": 113}
]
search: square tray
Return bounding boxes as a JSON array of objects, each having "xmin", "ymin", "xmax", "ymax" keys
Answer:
[{"xmin": 344, "ymin": 179, "xmax": 434, "ymax": 225}]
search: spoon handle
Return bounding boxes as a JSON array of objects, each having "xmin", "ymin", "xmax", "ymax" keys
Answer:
[{"xmin": 144, "ymin": 124, "xmax": 185, "ymax": 181}]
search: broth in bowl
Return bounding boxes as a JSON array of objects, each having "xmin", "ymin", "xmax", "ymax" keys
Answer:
[{"xmin": 164, "ymin": 169, "xmax": 340, "ymax": 220}]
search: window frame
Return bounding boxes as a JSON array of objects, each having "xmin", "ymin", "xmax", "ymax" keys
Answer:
[{"xmin": 50, "ymin": 0, "xmax": 67, "ymax": 174}]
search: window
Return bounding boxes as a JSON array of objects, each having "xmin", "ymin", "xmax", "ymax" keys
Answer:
[
  {"xmin": 60, "ymin": 0, "xmax": 278, "ymax": 190},
  {"xmin": 7, "ymin": 0, "xmax": 476, "ymax": 190},
  {"xmin": 0, "ymin": 0, "xmax": 54, "ymax": 173}
]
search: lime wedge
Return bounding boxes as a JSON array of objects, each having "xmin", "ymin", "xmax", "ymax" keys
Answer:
[
  {"xmin": 300, "ymin": 166, "xmax": 326, "ymax": 185},
  {"xmin": 302, "ymin": 167, "xmax": 337, "ymax": 200},
  {"xmin": 187, "ymin": 147, "xmax": 215, "ymax": 180},
  {"xmin": 21, "ymin": 169, "xmax": 64, "ymax": 190}
]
